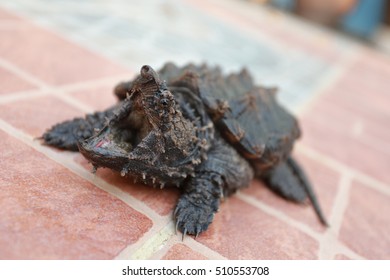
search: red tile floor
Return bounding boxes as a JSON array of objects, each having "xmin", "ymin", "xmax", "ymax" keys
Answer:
[{"xmin": 0, "ymin": 3, "xmax": 389, "ymax": 260}]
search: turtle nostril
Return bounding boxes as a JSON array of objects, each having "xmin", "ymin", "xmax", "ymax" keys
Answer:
[
  {"xmin": 140, "ymin": 65, "xmax": 157, "ymax": 80},
  {"xmin": 140, "ymin": 65, "xmax": 150, "ymax": 78}
]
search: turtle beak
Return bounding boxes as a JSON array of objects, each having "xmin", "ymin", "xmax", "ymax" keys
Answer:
[{"xmin": 77, "ymin": 125, "xmax": 131, "ymax": 172}]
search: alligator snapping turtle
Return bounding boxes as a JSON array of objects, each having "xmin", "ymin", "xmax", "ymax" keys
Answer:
[{"xmin": 41, "ymin": 63, "xmax": 327, "ymax": 237}]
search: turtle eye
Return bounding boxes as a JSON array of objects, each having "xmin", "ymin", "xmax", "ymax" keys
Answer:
[{"xmin": 160, "ymin": 98, "xmax": 169, "ymax": 106}]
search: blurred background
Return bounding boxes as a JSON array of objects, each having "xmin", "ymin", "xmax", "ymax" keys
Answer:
[
  {"xmin": 0, "ymin": 0, "xmax": 389, "ymax": 260},
  {"xmin": 267, "ymin": 0, "xmax": 390, "ymax": 46},
  {"xmin": 2, "ymin": 0, "xmax": 388, "ymax": 112},
  {"xmin": 1, "ymin": 0, "xmax": 389, "ymax": 112}
]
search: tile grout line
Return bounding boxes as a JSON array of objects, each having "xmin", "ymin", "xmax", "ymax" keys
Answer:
[
  {"xmin": 333, "ymin": 242, "xmax": 366, "ymax": 260},
  {"xmin": 181, "ymin": 238, "xmax": 227, "ymax": 260},
  {"xmin": 317, "ymin": 172, "xmax": 354, "ymax": 259},
  {"xmin": 117, "ymin": 220, "xmax": 227, "ymax": 260},
  {"xmin": 0, "ymin": 57, "xmax": 49, "ymax": 89},
  {"xmin": 354, "ymin": 172, "xmax": 390, "ymax": 197},
  {"xmin": 42, "ymin": 74, "xmax": 128, "ymax": 115},
  {"xmin": 0, "ymin": 89, "xmax": 52, "ymax": 104},
  {"xmin": 148, "ymin": 237, "xmax": 178, "ymax": 260},
  {"xmin": 55, "ymin": 92, "xmax": 96, "ymax": 113},
  {"xmin": 139, "ymin": 225, "xmax": 176, "ymax": 260},
  {"xmin": 47, "ymin": 73, "xmax": 134, "ymax": 95},
  {"xmin": 115, "ymin": 218, "xmax": 174, "ymax": 260},
  {"xmin": 236, "ymin": 192, "xmax": 322, "ymax": 241},
  {"xmin": 118, "ymin": 221, "xmax": 176, "ymax": 260},
  {"xmin": 0, "ymin": 73, "xmax": 133, "ymax": 105},
  {"xmin": 328, "ymin": 173, "xmax": 353, "ymax": 242},
  {"xmin": 297, "ymin": 145, "xmax": 390, "ymax": 197}
]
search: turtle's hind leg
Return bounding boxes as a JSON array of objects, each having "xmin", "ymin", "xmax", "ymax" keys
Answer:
[{"xmin": 262, "ymin": 156, "xmax": 328, "ymax": 226}]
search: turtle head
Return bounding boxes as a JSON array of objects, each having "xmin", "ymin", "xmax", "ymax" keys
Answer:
[
  {"xmin": 77, "ymin": 65, "xmax": 193, "ymax": 185},
  {"xmin": 129, "ymin": 65, "xmax": 177, "ymax": 131}
]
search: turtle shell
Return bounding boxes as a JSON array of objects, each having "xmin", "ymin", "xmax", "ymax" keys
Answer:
[{"xmin": 158, "ymin": 63, "xmax": 301, "ymax": 175}]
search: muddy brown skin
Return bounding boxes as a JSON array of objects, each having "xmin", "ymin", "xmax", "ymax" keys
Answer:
[{"xmin": 42, "ymin": 63, "xmax": 327, "ymax": 238}]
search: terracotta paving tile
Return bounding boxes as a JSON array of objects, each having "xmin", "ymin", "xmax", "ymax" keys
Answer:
[
  {"xmin": 0, "ymin": 66, "xmax": 37, "ymax": 95},
  {"xmin": 196, "ymin": 197, "xmax": 318, "ymax": 259},
  {"xmin": 0, "ymin": 22, "xmax": 128, "ymax": 86},
  {"xmin": 162, "ymin": 244, "xmax": 207, "ymax": 260},
  {"xmin": 320, "ymin": 57, "xmax": 390, "ymax": 131},
  {"xmin": 302, "ymin": 122, "xmax": 390, "ymax": 187},
  {"xmin": 75, "ymin": 155, "xmax": 180, "ymax": 216},
  {"xmin": 300, "ymin": 56, "xmax": 390, "ymax": 184},
  {"xmin": 0, "ymin": 8, "xmax": 22, "ymax": 21},
  {"xmin": 324, "ymin": 76, "xmax": 389, "ymax": 119},
  {"xmin": 301, "ymin": 97, "xmax": 390, "ymax": 185},
  {"xmin": 67, "ymin": 84, "xmax": 120, "ymax": 112},
  {"xmin": 0, "ymin": 95, "xmax": 83, "ymax": 137},
  {"xmin": 0, "ymin": 130, "xmax": 152, "ymax": 259},
  {"xmin": 243, "ymin": 152, "xmax": 339, "ymax": 232},
  {"xmin": 310, "ymin": 95, "xmax": 390, "ymax": 146},
  {"xmin": 339, "ymin": 181, "xmax": 390, "ymax": 259},
  {"xmin": 66, "ymin": 69, "xmax": 135, "ymax": 112}
]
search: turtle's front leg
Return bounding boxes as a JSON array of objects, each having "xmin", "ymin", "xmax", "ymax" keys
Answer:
[
  {"xmin": 174, "ymin": 173, "xmax": 223, "ymax": 238},
  {"xmin": 174, "ymin": 138, "xmax": 254, "ymax": 238},
  {"xmin": 40, "ymin": 98, "xmax": 131, "ymax": 151},
  {"xmin": 41, "ymin": 109, "xmax": 113, "ymax": 151}
]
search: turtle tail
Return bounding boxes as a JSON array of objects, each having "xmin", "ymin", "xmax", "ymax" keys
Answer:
[{"xmin": 286, "ymin": 157, "xmax": 329, "ymax": 226}]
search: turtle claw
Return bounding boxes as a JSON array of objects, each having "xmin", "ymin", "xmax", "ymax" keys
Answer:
[
  {"xmin": 174, "ymin": 194, "xmax": 216, "ymax": 239},
  {"xmin": 182, "ymin": 228, "xmax": 187, "ymax": 241},
  {"xmin": 175, "ymin": 219, "xmax": 179, "ymax": 235}
]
